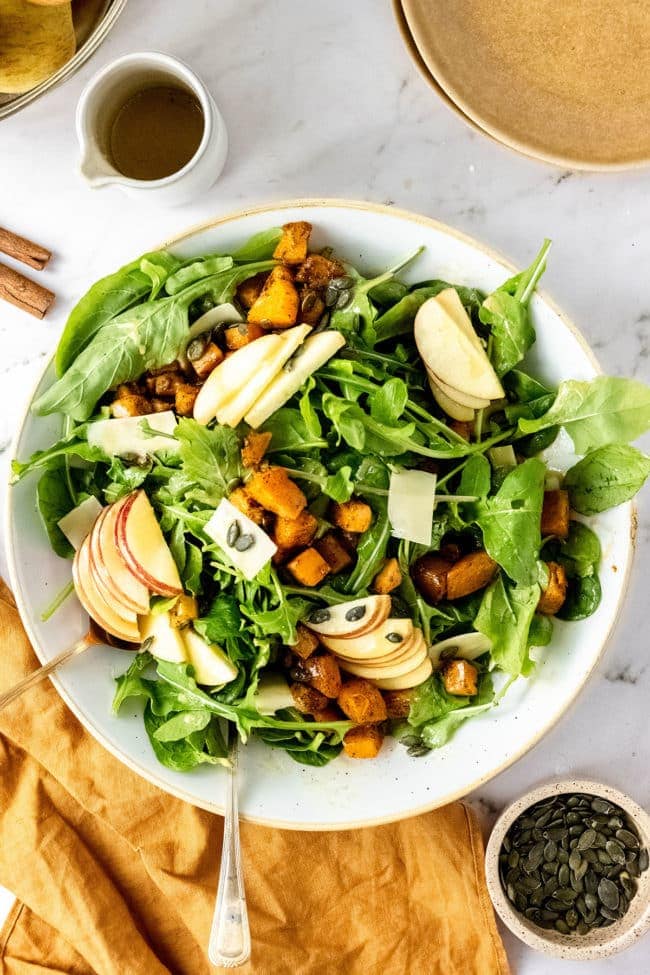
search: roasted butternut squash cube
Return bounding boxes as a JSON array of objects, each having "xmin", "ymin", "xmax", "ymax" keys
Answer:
[
  {"xmin": 169, "ymin": 594, "xmax": 199, "ymax": 628},
  {"xmin": 241, "ymin": 430, "xmax": 272, "ymax": 468},
  {"xmin": 541, "ymin": 490, "xmax": 570, "ymax": 539},
  {"xmin": 382, "ymin": 688, "xmax": 413, "ymax": 719},
  {"xmin": 237, "ymin": 272, "xmax": 268, "ymax": 309},
  {"xmin": 450, "ymin": 420, "xmax": 473, "ymax": 441},
  {"xmin": 537, "ymin": 561, "xmax": 568, "ymax": 615},
  {"xmin": 445, "ymin": 551, "xmax": 497, "ymax": 601},
  {"xmin": 247, "ymin": 266, "xmax": 299, "ymax": 328},
  {"xmin": 273, "ymin": 221, "xmax": 312, "ymax": 264},
  {"xmin": 146, "ymin": 371, "xmax": 182, "ymax": 398},
  {"xmin": 290, "ymin": 682, "xmax": 329, "ymax": 715},
  {"xmin": 246, "ymin": 467, "xmax": 307, "ymax": 519},
  {"xmin": 315, "ymin": 532, "xmax": 354, "ymax": 574},
  {"xmin": 272, "ymin": 546, "xmax": 294, "ymax": 566},
  {"xmin": 174, "ymin": 383, "xmax": 200, "ymax": 417},
  {"xmin": 442, "ymin": 659, "xmax": 478, "ymax": 697},
  {"xmin": 151, "ymin": 398, "xmax": 172, "ymax": 413},
  {"xmin": 330, "ymin": 499, "xmax": 373, "ymax": 534},
  {"xmin": 412, "ymin": 555, "xmax": 453, "ymax": 604},
  {"xmin": 273, "ymin": 510, "xmax": 318, "ymax": 549},
  {"xmin": 299, "ymin": 289, "xmax": 325, "ymax": 324},
  {"xmin": 373, "ymin": 557, "xmax": 402, "ymax": 594},
  {"xmin": 304, "ymin": 652, "xmax": 342, "ymax": 698},
  {"xmin": 229, "ymin": 486, "xmax": 265, "ymax": 526},
  {"xmin": 295, "ymin": 254, "xmax": 345, "ymax": 288},
  {"xmin": 292, "ymin": 623, "xmax": 320, "ymax": 660},
  {"xmin": 111, "ymin": 394, "xmax": 151, "ymax": 418},
  {"xmin": 343, "ymin": 724, "xmax": 384, "ymax": 759},
  {"xmin": 190, "ymin": 341, "xmax": 224, "ymax": 380},
  {"xmin": 312, "ymin": 704, "xmax": 344, "ymax": 723},
  {"xmin": 286, "ymin": 547, "xmax": 331, "ymax": 587},
  {"xmin": 337, "ymin": 678, "xmax": 388, "ymax": 723},
  {"xmin": 224, "ymin": 321, "xmax": 266, "ymax": 350}
]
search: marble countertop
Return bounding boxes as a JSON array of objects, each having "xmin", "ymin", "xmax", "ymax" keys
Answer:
[{"xmin": 0, "ymin": 1, "xmax": 648, "ymax": 971}]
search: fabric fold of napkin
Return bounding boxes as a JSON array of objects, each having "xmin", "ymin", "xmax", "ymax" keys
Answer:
[{"xmin": 0, "ymin": 581, "xmax": 509, "ymax": 975}]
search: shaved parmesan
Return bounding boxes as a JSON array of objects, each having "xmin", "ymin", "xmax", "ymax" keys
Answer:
[
  {"xmin": 57, "ymin": 495, "xmax": 103, "ymax": 549},
  {"xmin": 87, "ymin": 411, "xmax": 178, "ymax": 459},
  {"xmin": 388, "ymin": 469, "xmax": 437, "ymax": 545},
  {"xmin": 204, "ymin": 498, "xmax": 277, "ymax": 580}
]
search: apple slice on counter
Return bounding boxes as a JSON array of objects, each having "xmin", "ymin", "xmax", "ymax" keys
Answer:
[
  {"xmin": 303, "ymin": 595, "xmax": 391, "ymax": 639},
  {"xmin": 115, "ymin": 491, "xmax": 183, "ymax": 597},
  {"xmin": 337, "ymin": 637, "xmax": 427, "ymax": 680},
  {"xmin": 372, "ymin": 655, "xmax": 433, "ymax": 691},
  {"xmin": 428, "ymin": 374, "xmax": 475, "ymax": 422},
  {"xmin": 139, "ymin": 611, "xmax": 187, "ymax": 663},
  {"xmin": 57, "ymin": 496, "xmax": 103, "ymax": 550},
  {"xmin": 415, "ymin": 296, "xmax": 504, "ymax": 401},
  {"xmin": 430, "ymin": 372, "xmax": 491, "ymax": 410},
  {"xmin": 73, "ymin": 538, "xmax": 141, "ymax": 643},
  {"xmin": 216, "ymin": 324, "xmax": 312, "ymax": 428},
  {"xmin": 184, "ymin": 629, "xmax": 238, "ymax": 685},
  {"xmin": 320, "ymin": 617, "xmax": 414, "ymax": 659},
  {"xmin": 245, "ymin": 330, "xmax": 346, "ymax": 429},
  {"xmin": 193, "ymin": 332, "xmax": 285, "ymax": 426},
  {"xmin": 92, "ymin": 503, "xmax": 150, "ymax": 615}
]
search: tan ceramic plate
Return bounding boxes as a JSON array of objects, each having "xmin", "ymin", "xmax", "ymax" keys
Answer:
[
  {"xmin": 399, "ymin": 0, "xmax": 650, "ymax": 171},
  {"xmin": 6, "ymin": 201, "xmax": 635, "ymax": 830},
  {"xmin": 485, "ymin": 780, "xmax": 650, "ymax": 959}
]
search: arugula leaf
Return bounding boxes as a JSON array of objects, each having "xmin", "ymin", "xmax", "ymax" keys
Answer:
[
  {"xmin": 11, "ymin": 432, "xmax": 105, "ymax": 482},
  {"xmin": 54, "ymin": 253, "xmax": 172, "ymax": 376},
  {"xmin": 480, "ymin": 240, "xmax": 551, "ymax": 378},
  {"xmin": 36, "ymin": 466, "xmax": 75, "ymax": 558},
  {"xmin": 174, "ymin": 418, "xmax": 243, "ymax": 506},
  {"xmin": 529, "ymin": 613, "xmax": 553, "ymax": 647},
  {"xmin": 564, "ymin": 445, "xmax": 650, "ymax": 515},
  {"xmin": 244, "ymin": 594, "xmax": 311, "ymax": 647},
  {"xmin": 140, "ymin": 253, "xmax": 184, "ymax": 299},
  {"xmin": 153, "ymin": 709, "xmax": 212, "ymax": 741},
  {"xmin": 475, "ymin": 576, "xmax": 540, "ymax": 677},
  {"xmin": 557, "ymin": 575, "xmax": 602, "ymax": 621},
  {"xmin": 369, "ymin": 377, "xmax": 409, "ymax": 424},
  {"xmin": 165, "ymin": 256, "xmax": 234, "ymax": 295},
  {"xmin": 144, "ymin": 706, "xmax": 229, "ymax": 770},
  {"xmin": 548, "ymin": 521, "xmax": 601, "ymax": 577},
  {"xmin": 35, "ymin": 262, "xmax": 275, "ymax": 421},
  {"xmin": 261, "ymin": 408, "xmax": 327, "ymax": 453},
  {"xmin": 472, "ymin": 459, "xmax": 545, "ymax": 585},
  {"xmin": 504, "ymin": 369, "xmax": 554, "ymax": 404},
  {"xmin": 181, "ymin": 541, "xmax": 203, "ymax": 595},
  {"xmin": 232, "ymin": 227, "xmax": 282, "ymax": 262},
  {"xmin": 194, "ymin": 594, "xmax": 252, "ymax": 662},
  {"xmin": 408, "ymin": 673, "xmax": 470, "ymax": 727},
  {"xmin": 344, "ymin": 459, "xmax": 391, "ymax": 593},
  {"xmin": 459, "ymin": 454, "xmax": 491, "ymax": 497},
  {"xmin": 374, "ymin": 281, "xmax": 484, "ymax": 344},
  {"xmin": 420, "ymin": 675, "xmax": 494, "ymax": 749},
  {"xmin": 518, "ymin": 377, "xmax": 650, "ymax": 453},
  {"xmin": 103, "ymin": 456, "xmax": 151, "ymax": 503}
]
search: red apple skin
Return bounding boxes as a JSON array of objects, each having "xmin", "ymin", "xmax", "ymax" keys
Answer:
[
  {"xmin": 114, "ymin": 491, "xmax": 183, "ymax": 598},
  {"xmin": 92, "ymin": 503, "xmax": 150, "ymax": 614},
  {"xmin": 72, "ymin": 540, "xmax": 140, "ymax": 643}
]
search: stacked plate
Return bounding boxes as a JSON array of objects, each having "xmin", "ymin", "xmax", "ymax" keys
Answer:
[{"xmin": 394, "ymin": 0, "xmax": 650, "ymax": 170}]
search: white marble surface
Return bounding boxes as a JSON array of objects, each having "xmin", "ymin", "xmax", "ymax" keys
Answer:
[{"xmin": 0, "ymin": 0, "xmax": 649, "ymax": 971}]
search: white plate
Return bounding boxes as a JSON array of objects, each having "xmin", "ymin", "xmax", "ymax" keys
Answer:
[{"xmin": 6, "ymin": 201, "xmax": 634, "ymax": 830}]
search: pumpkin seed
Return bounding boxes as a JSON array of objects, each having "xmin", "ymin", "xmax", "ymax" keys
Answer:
[
  {"xmin": 542, "ymin": 861, "xmax": 559, "ymax": 875},
  {"xmin": 616, "ymin": 828, "xmax": 639, "ymax": 850},
  {"xmin": 591, "ymin": 798, "xmax": 615, "ymax": 815},
  {"xmin": 638, "ymin": 848, "xmax": 649, "ymax": 872},
  {"xmin": 386, "ymin": 632, "xmax": 403, "ymax": 644},
  {"xmin": 226, "ymin": 520, "xmax": 241, "ymax": 546},
  {"xmin": 555, "ymin": 919, "xmax": 570, "ymax": 934},
  {"xmin": 508, "ymin": 851, "xmax": 520, "ymax": 869},
  {"xmin": 233, "ymin": 533, "xmax": 255, "ymax": 552},
  {"xmin": 309, "ymin": 608, "xmax": 331, "ymax": 624},
  {"xmin": 345, "ymin": 605, "xmax": 366, "ymax": 622},
  {"xmin": 606, "ymin": 840, "xmax": 626, "ymax": 864},
  {"xmin": 578, "ymin": 829, "xmax": 597, "ymax": 851},
  {"xmin": 558, "ymin": 864, "xmax": 570, "ymax": 887},
  {"xmin": 566, "ymin": 909, "xmax": 579, "ymax": 929},
  {"xmin": 568, "ymin": 850, "xmax": 582, "ymax": 872},
  {"xmin": 597, "ymin": 878, "xmax": 619, "ymax": 911}
]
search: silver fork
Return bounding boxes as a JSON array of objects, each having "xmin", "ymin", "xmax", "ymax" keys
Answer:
[{"xmin": 208, "ymin": 725, "xmax": 251, "ymax": 968}]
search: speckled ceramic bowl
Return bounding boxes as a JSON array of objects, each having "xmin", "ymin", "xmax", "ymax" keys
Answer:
[{"xmin": 485, "ymin": 780, "xmax": 650, "ymax": 960}]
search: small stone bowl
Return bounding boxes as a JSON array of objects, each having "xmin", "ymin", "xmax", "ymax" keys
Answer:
[{"xmin": 484, "ymin": 780, "xmax": 650, "ymax": 960}]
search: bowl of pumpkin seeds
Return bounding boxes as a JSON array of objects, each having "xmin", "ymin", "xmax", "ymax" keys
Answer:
[{"xmin": 485, "ymin": 780, "xmax": 650, "ymax": 959}]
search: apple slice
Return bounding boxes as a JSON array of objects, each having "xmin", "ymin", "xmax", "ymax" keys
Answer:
[
  {"xmin": 178, "ymin": 302, "xmax": 242, "ymax": 369},
  {"xmin": 58, "ymin": 496, "xmax": 103, "ymax": 550},
  {"xmin": 334, "ymin": 630, "xmax": 422, "ymax": 667},
  {"xmin": 244, "ymin": 330, "xmax": 346, "ymax": 428},
  {"xmin": 303, "ymin": 595, "xmax": 391, "ymax": 639},
  {"xmin": 428, "ymin": 374, "xmax": 475, "ymax": 422},
  {"xmin": 342, "ymin": 632, "xmax": 427, "ymax": 670},
  {"xmin": 372, "ymin": 655, "xmax": 433, "ymax": 691},
  {"xmin": 434, "ymin": 288, "xmax": 485, "ymax": 354},
  {"xmin": 216, "ymin": 324, "xmax": 312, "ymax": 428},
  {"xmin": 429, "ymin": 631, "xmax": 492, "ymax": 669},
  {"xmin": 193, "ymin": 332, "xmax": 285, "ymax": 426},
  {"xmin": 429, "ymin": 371, "xmax": 490, "ymax": 410},
  {"xmin": 72, "ymin": 538, "xmax": 141, "ymax": 642},
  {"xmin": 414, "ymin": 296, "xmax": 504, "ymax": 400},
  {"xmin": 320, "ymin": 617, "xmax": 414, "ymax": 659},
  {"xmin": 337, "ymin": 639, "xmax": 427, "ymax": 680},
  {"xmin": 93, "ymin": 503, "xmax": 150, "ymax": 614},
  {"xmin": 184, "ymin": 629, "xmax": 237, "ymax": 685},
  {"xmin": 115, "ymin": 491, "xmax": 182, "ymax": 597},
  {"xmin": 253, "ymin": 673, "xmax": 294, "ymax": 715},
  {"xmin": 139, "ymin": 611, "xmax": 188, "ymax": 663},
  {"xmin": 87, "ymin": 521, "xmax": 139, "ymax": 619}
]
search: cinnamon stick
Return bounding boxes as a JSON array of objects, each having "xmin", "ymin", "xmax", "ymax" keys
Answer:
[
  {"xmin": 0, "ymin": 226, "xmax": 51, "ymax": 270},
  {"xmin": 0, "ymin": 262, "xmax": 55, "ymax": 319}
]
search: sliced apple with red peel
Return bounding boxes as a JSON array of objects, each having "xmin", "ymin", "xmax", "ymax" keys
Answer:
[
  {"xmin": 303, "ymin": 595, "xmax": 391, "ymax": 639},
  {"xmin": 115, "ymin": 491, "xmax": 182, "ymax": 597},
  {"xmin": 320, "ymin": 617, "xmax": 414, "ymax": 659},
  {"xmin": 93, "ymin": 503, "xmax": 150, "ymax": 614},
  {"xmin": 89, "ymin": 505, "xmax": 149, "ymax": 615},
  {"xmin": 73, "ymin": 538, "xmax": 141, "ymax": 643},
  {"xmin": 372, "ymin": 655, "xmax": 433, "ymax": 691},
  {"xmin": 414, "ymin": 296, "xmax": 504, "ymax": 401}
]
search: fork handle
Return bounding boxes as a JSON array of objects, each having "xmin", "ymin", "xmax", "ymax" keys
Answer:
[
  {"xmin": 208, "ymin": 740, "xmax": 251, "ymax": 968},
  {"xmin": 0, "ymin": 636, "xmax": 90, "ymax": 713}
]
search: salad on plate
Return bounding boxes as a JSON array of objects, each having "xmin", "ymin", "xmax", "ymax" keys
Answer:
[{"xmin": 12, "ymin": 221, "xmax": 650, "ymax": 770}]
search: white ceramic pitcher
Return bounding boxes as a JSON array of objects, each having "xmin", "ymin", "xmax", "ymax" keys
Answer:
[{"xmin": 75, "ymin": 52, "xmax": 228, "ymax": 206}]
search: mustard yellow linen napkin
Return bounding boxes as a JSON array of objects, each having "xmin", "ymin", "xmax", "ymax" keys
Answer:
[{"xmin": 0, "ymin": 581, "xmax": 510, "ymax": 975}]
